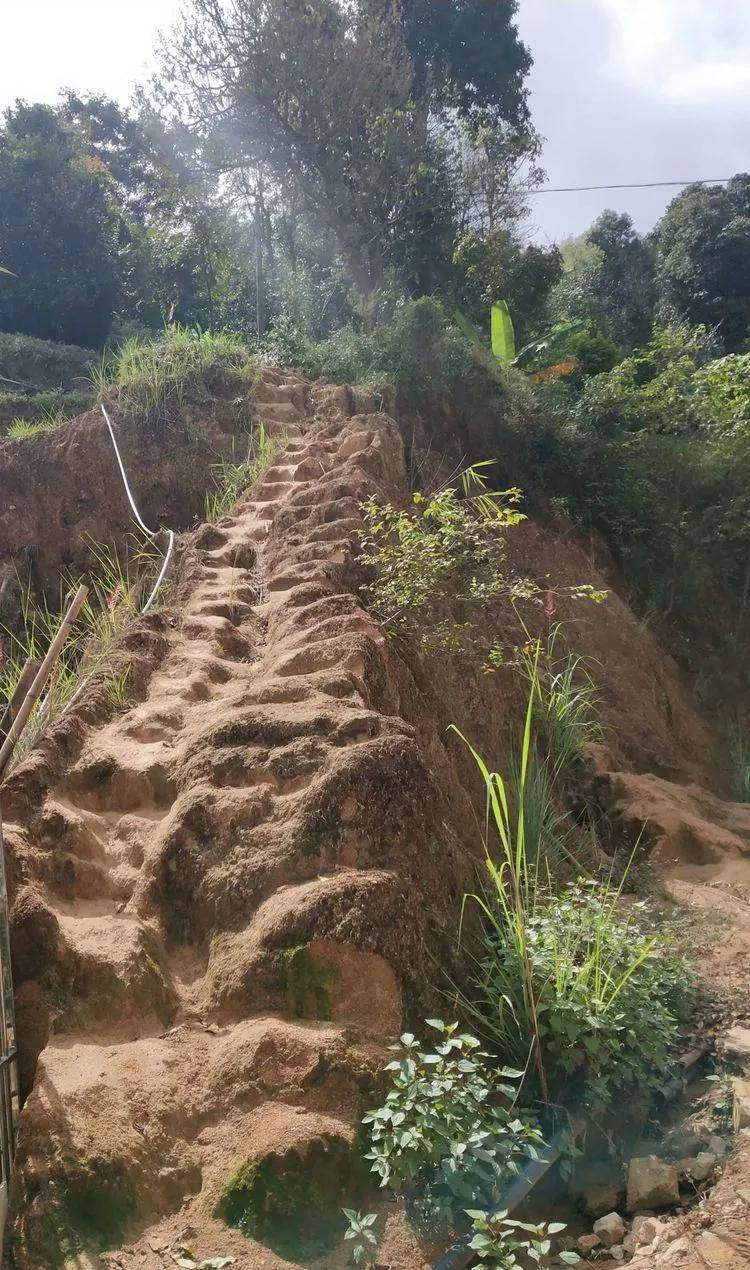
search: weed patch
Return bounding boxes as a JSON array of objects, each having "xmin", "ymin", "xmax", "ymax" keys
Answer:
[
  {"xmin": 97, "ymin": 325, "xmax": 255, "ymax": 436},
  {"xmin": 362, "ymin": 1020, "xmax": 543, "ymax": 1231},
  {"xmin": 204, "ymin": 422, "xmax": 280, "ymax": 521},
  {"xmin": 0, "ymin": 535, "xmax": 161, "ymax": 763},
  {"xmin": 453, "ymin": 678, "xmax": 693, "ymax": 1122}
]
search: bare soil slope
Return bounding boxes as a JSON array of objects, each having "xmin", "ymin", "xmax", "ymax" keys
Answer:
[{"xmin": 0, "ymin": 370, "xmax": 745, "ymax": 1268}]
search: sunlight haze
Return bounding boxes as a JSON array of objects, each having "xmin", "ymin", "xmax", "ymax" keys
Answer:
[{"xmin": 3, "ymin": 0, "xmax": 750, "ymax": 242}]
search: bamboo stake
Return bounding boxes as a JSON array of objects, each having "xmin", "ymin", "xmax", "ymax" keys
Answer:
[
  {"xmin": 0, "ymin": 660, "xmax": 41, "ymax": 747},
  {"xmin": 0, "ymin": 584, "xmax": 88, "ymax": 779}
]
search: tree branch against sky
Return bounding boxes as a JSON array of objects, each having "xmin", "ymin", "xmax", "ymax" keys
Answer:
[{"xmin": 3, "ymin": 1, "xmax": 750, "ymax": 245}]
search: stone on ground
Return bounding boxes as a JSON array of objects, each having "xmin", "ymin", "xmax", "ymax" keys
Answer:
[
  {"xmin": 592, "ymin": 1211, "xmax": 627, "ymax": 1247},
  {"xmin": 627, "ymin": 1155, "xmax": 681, "ymax": 1210}
]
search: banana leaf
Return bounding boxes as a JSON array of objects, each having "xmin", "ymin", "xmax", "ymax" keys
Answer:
[{"xmin": 491, "ymin": 301, "xmax": 515, "ymax": 364}]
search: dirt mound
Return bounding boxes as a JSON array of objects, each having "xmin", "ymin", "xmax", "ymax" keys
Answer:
[{"xmin": 0, "ymin": 383, "xmax": 253, "ymax": 599}]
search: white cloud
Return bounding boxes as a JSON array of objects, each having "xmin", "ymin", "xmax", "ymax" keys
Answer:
[
  {"xmin": 517, "ymin": 0, "xmax": 750, "ymax": 241},
  {"xmin": 1, "ymin": 0, "xmax": 181, "ymax": 113},
  {"xmin": 600, "ymin": 0, "xmax": 750, "ymax": 102}
]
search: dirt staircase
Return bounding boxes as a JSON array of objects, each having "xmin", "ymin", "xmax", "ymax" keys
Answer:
[{"xmin": 1, "ymin": 371, "xmax": 447, "ymax": 1268}]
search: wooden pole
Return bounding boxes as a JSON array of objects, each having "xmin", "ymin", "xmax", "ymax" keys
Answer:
[
  {"xmin": 0, "ymin": 660, "xmax": 41, "ymax": 748},
  {"xmin": 0, "ymin": 584, "xmax": 88, "ymax": 779}
]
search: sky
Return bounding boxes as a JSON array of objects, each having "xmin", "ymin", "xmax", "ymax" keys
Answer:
[
  {"xmin": 517, "ymin": 0, "xmax": 750, "ymax": 243},
  {"xmin": 2, "ymin": 0, "xmax": 750, "ymax": 246}
]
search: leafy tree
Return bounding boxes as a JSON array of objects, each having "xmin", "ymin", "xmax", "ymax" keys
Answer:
[
  {"xmin": 65, "ymin": 94, "xmax": 267, "ymax": 335},
  {"xmin": 452, "ymin": 124, "xmax": 544, "ymax": 236},
  {"xmin": 393, "ymin": 0, "xmax": 532, "ymax": 128},
  {"xmin": 654, "ymin": 175, "xmax": 750, "ymax": 352},
  {"xmin": 158, "ymin": 0, "xmax": 441, "ymax": 297},
  {"xmin": 550, "ymin": 211, "xmax": 654, "ymax": 352},
  {"xmin": 0, "ymin": 103, "xmax": 121, "ymax": 345},
  {"xmin": 157, "ymin": 0, "xmax": 537, "ymax": 303},
  {"xmin": 453, "ymin": 228, "xmax": 562, "ymax": 344}
]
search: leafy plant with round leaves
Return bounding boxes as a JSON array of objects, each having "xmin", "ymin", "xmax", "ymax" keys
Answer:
[
  {"xmin": 467, "ymin": 1209, "xmax": 579, "ymax": 1267},
  {"xmin": 342, "ymin": 1209, "xmax": 378, "ymax": 1266},
  {"xmin": 362, "ymin": 1021, "xmax": 543, "ymax": 1224}
]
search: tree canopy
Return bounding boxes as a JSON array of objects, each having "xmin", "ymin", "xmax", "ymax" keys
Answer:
[
  {"xmin": 654, "ymin": 176, "xmax": 750, "ymax": 352},
  {"xmin": 0, "ymin": 103, "xmax": 121, "ymax": 346}
]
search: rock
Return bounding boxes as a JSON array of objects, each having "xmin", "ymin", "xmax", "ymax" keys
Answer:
[
  {"xmin": 577, "ymin": 1232, "xmax": 602, "ymax": 1254},
  {"xmin": 609, "ymin": 1245, "xmax": 625, "ymax": 1263},
  {"xmin": 631, "ymin": 1215, "xmax": 667, "ymax": 1249},
  {"xmin": 627, "ymin": 1155, "xmax": 681, "ymax": 1210},
  {"xmin": 592, "ymin": 1213, "xmax": 627, "ymax": 1247},
  {"xmin": 623, "ymin": 1214, "xmax": 650, "ymax": 1254},
  {"xmin": 663, "ymin": 1236, "xmax": 690, "ymax": 1258},
  {"xmin": 737, "ymin": 1187, "xmax": 750, "ymax": 1205},
  {"xmin": 732, "ymin": 1077, "xmax": 750, "ymax": 1130},
  {"xmin": 582, "ymin": 1181, "xmax": 626, "ymax": 1217},
  {"xmin": 697, "ymin": 1230, "xmax": 740, "ymax": 1264},
  {"xmin": 681, "ymin": 1151, "xmax": 717, "ymax": 1182},
  {"xmin": 718, "ymin": 1024, "xmax": 750, "ymax": 1067},
  {"xmin": 664, "ymin": 1128, "xmax": 707, "ymax": 1158},
  {"xmin": 707, "ymin": 1135, "xmax": 729, "ymax": 1157}
]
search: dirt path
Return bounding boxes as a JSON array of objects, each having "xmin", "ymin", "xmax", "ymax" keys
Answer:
[
  {"xmin": 4, "ymin": 369, "xmax": 750, "ymax": 1269},
  {"xmin": 2, "ymin": 373, "xmax": 442, "ymax": 1268}
]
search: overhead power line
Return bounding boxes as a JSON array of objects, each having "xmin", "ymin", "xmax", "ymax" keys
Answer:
[{"xmin": 530, "ymin": 178, "xmax": 733, "ymax": 194}]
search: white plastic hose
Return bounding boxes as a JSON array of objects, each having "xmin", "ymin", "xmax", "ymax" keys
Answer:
[
  {"xmin": 100, "ymin": 403, "xmax": 175, "ymax": 613},
  {"xmin": 54, "ymin": 407, "xmax": 177, "ymax": 722}
]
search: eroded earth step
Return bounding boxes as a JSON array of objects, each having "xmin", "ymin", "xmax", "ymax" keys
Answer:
[{"xmin": 7, "ymin": 400, "xmax": 428, "ymax": 1268}]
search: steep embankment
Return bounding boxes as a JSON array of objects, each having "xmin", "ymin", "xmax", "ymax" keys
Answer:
[
  {"xmin": 0, "ymin": 382, "xmax": 254, "ymax": 601},
  {"xmin": 1, "ymin": 369, "xmax": 749, "ymax": 1268}
]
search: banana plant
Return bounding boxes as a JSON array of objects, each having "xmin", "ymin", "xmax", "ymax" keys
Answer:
[
  {"xmin": 491, "ymin": 300, "xmax": 515, "ymax": 364},
  {"xmin": 455, "ymin": 306, "xmax": 585, "ymax": 383}
]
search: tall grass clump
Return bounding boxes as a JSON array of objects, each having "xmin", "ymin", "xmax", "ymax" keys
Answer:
[
  {"xmin": 0, "ymin": 536, "xmax": 160, "ymax": 763},
  {"xmin": 203, "ymin": 422, "xmax": 280, "ymax": 521},
  {"xmin": 96, "ymin": 325, "xmax": 255, "ymax": 435},
  {"xmin": 452, "ymin": 673, "xmax": 692, "ymax": 1122},
  {"xmin": 521, "ymin": 626, "xmax": 602, "ymax": 781}
]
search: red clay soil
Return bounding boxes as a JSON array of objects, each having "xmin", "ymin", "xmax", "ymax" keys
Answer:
[
  {"xmin": 602, "ymin": 774, "xmax": 750, "ymax": 1269},
  {"xmin": 0, "ymin": 369, "xmax": 746, "ymax": 1268},
  {"xmin": 0, "ymin": 386, "xmax": 256, "ymax": 598}
]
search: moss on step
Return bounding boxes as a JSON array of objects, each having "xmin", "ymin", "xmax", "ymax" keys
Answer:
[
  {"xmin": 22, "ymin": 1171, "xmax": 137, "ymax": 1268},
  {"xmin": 281, "ymin": 944, "xmax": 341, "ymax": 1021},
  {"xmin": 219, "ymin": 1136, "xmax": 364, "ymax": 1260}
]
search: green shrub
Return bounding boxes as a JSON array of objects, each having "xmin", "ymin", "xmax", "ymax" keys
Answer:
[
  {"xmin": 358, "ymin": 464, "xmax": 528, "ymax": 653},
  {"xmin": 522, "ymin": 325, "xmax": 750, "ymax": 642},
  {"xmin": 467, "ymin": 1211, "xmax": 579, "ymax": 1267},
  {"xmin": 455, "ymin": 684, "xmax": 693, "ymax": 1120},
  {"xmin": 0, "ymin": 330, "xmax": 95, "ymax": 389},
  {"xmin": 476, "ymin": 881, "xmax": 690, "ymax": 1119},
  {"xmin": 362, "ymin": 1020, "xmax": 544, "ymax": 1226},
  {"xmin": 265, "ymin": 296, "xmax": 512, "ymax": 412}
]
